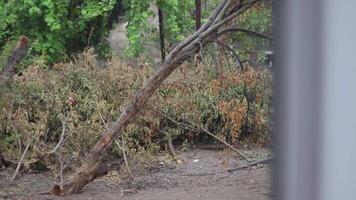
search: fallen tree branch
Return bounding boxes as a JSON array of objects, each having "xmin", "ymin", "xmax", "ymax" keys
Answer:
[
  {"xmin": 51, "ymin": 0, "xmax": 261, "ymax": 195},
  {"xmin": 0, "ymin": 36, "xmax": 28, "ymax": 86},
  {"xmin": 0, "ymin": 36, "xmax": 29, "ymax": 172},
  {"xmin": 227, "ymin": 157, "xmax": 273, "ymax": 172},
  {"xmin": 11, "ymin": 139, "xmax": 32, "ymax": 181}
]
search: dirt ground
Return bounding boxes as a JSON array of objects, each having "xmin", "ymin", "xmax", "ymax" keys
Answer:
[{"xmin": 0, "ymin": 147, "xmax": 272, "ymax": 200}]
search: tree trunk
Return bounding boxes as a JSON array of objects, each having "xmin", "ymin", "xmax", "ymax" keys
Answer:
[
  {"xmin": 195, "ymin": 0, "xmax": 202, "ymax": 55},
  {"xmin": 195, "ymin": 0, "xmax": 202, "ymax": 31},
  {"xmin": 158, "ymin": 6, "xmax": 166, "ymax": 63},
  {"xmin": 0, "ymin": 36, "xmax": 28, "ymax": 86},
  {"xmin": 51, "ymin": 0, "xmax": 260, "ymax": 196}
]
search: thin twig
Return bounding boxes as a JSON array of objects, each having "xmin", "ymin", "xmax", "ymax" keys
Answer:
[
  {"xmin": 37, "ymin": 117, "xmax": 67, "ymax": 161},
  {"xmin": 157, "ymin": 128, "xmax": 177, "ymax": 158},
  {"xmin": 98, "ymin": 111, "xmax": 109, "ymax": 129},
  {"xmin": 167, "ymin": 136, "xmax": 176, "ymax": 158},
  {"xmin": 99, "ymin": 111, "xmax": 134, "ymax": 179},
  {"xmin": 217, "ymin": 27, "xmax": 273, "ymax": 41},
  {"xmin": 119, "ymin": 189, "xmax": 136, "ymax": 198},
  {"xmin": 215, "ymin": 40, "xmax": 244, "ymax": 70},
  {"xmin": 11, "ymin": 139, "xmax": 32, "ymax": 181},
  {"xmin": 114, "ymin": 139, "xmax": 134, "ymax": 179}
]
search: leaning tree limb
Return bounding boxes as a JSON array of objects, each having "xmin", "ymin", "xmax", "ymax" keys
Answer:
[
  {"xmin": 0, "ymin": 36, "xmax": 28, "ymax": 170},
  {"xmin": 51, "ymin": 0, "xmax": 261, "ymax": 196},
  {"xmin": 0, "ymin": 36, "xmax": 28, "ymax": 86}
]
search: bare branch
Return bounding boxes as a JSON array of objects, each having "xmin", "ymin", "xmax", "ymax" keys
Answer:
[
  {"xmin": 114, "ymin": 139, "xmax": 133, "ymax": 180},
  {"xmin": 217, "ymin": 27, "xmax": 273, "ymax": 40},
  {"xmin": 214, "ymin": 40, "xmax": 244, "ymax": 69},
  {"xmin": 11, "ymin": 139, "xmax": 32, "ymax": 181},
  {"xmin": 48, "ymin": 117, "xmax": 66, "ymax": 155},
  {"xmin": 200, "ymin": 127, "xmax": 250, "ymax": 161}
]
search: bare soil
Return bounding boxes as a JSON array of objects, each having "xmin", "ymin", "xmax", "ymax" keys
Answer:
[{"xmin": 0, "ymin": 148, "xmax": 272, "ymax": 200}]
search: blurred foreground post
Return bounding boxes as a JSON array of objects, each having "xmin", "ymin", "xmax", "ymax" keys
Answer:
[{"xmin": 275, "ymin": 0, "xmax": 356, "ymax": 200}]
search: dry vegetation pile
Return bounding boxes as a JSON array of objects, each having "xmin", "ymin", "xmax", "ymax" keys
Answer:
[{"xmin": 0, "ymin": 49, "xmax": 272, "ymax": 169}]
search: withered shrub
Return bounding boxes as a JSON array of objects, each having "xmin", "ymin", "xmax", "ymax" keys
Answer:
[{"xmin": 0, "ymin": 49, "xmax": 272, "ymax": 163}]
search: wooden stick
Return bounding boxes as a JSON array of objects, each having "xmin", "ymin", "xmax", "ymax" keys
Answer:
[
  {"xmin": 58, "ymin": 153, "xmax": 65, "ymax": 185},
  {"xmin": 11, "ymin": 140, "xmax": 32, "ymax": 181},
  {"xmin": 200, "ymin": 128, "xmax": 250, "ymax": 161},
  {"xmin": 227, "ymin": 157, "xmax": 273, "ymax": 172}
]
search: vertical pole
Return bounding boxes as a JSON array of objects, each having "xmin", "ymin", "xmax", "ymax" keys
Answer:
[
  {"xmin": 274, "ymin": 0, "xmax": 322, "ymax": 200},
  {"xmin": 276, "ymin": 0, "xmax": 356, "ymax": 199},
  {"xmin": 320, "ymin": 1, "xmax": 356, "ymax": 200}
]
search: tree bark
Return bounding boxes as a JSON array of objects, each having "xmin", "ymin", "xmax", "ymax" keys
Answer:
[
  {"xmin": 0, "ymin": 36, "xmax": 28, "ymax": 86},
  {"xmin": 0, "ymin": 36, "xmax": 28, "ymax": 170},
  {"xmin": 195, "ymin": 0, "xmax": 202, "ymax": 55},
  {"xmin": 51, "ymin": 0, "xmax": 260, "ymax": 196},
  {"xmin": 195, "ymin": 0, "xmax": 202, "ymax": 31},
  {"xmin": 158, "ymin": 6, "xmax": 166, "ymax": 63}
]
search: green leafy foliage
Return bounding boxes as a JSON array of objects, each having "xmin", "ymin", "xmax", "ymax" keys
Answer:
[
  {"xmin": 125, "ymin": 0, "xmax": 195, "ymax": 57},
  {"xmin": 234, "ymin": 2, "xmax": 273, "ymax": 61},
  {"xmin": 0, "ymin": 0, "xmax": 116, "ymax": 64}
]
